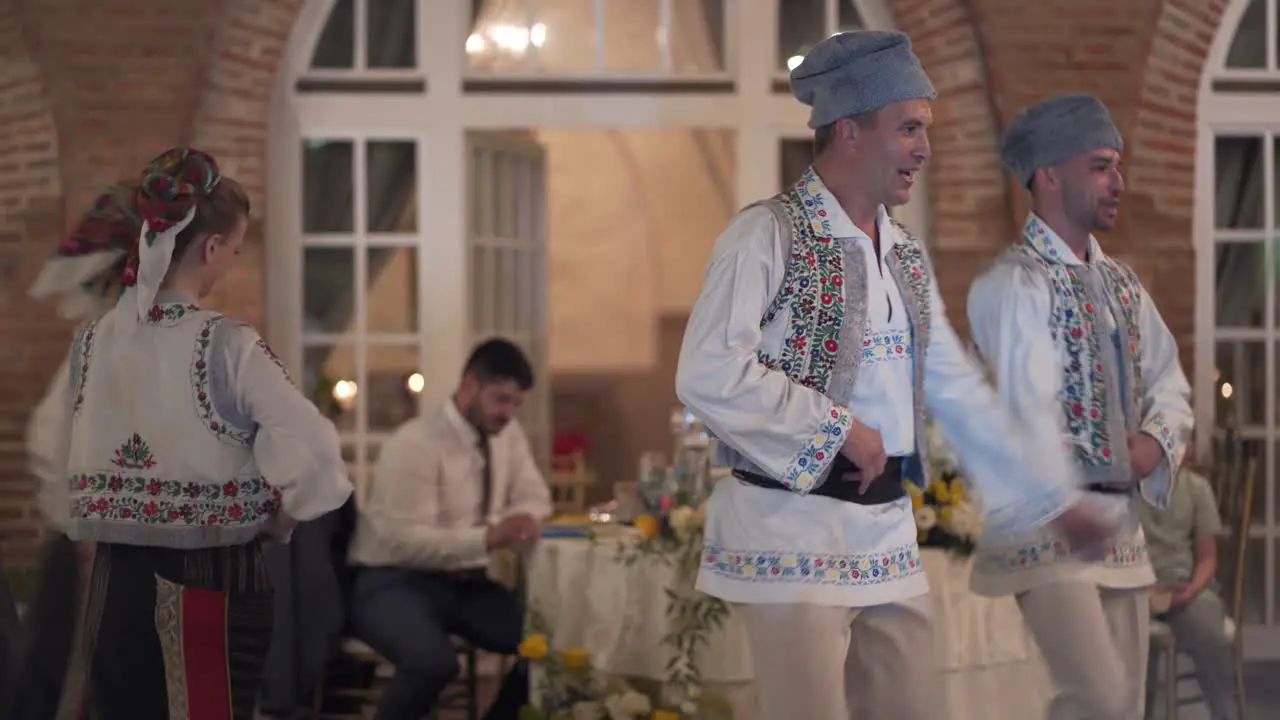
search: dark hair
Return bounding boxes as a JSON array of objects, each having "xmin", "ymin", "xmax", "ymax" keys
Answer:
[
  {"xmin": 171, "ymin": 177, "xmax": 251, "ymax": 262},
  {"xmin": 463, "ymin": 338, "xmax": 534, "ymax": 390},
  {"xmin": 813, "ymin": 111, "xmax": 880, "ymax": 156}
]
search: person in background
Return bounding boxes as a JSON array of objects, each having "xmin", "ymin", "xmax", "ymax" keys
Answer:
[
  {"xmin": 967, "ymin": 94, "xmax": 1194, "ymax": 720},
  {"xmin": 347, "ymin": 338, "xmax": 551, "ymax": 720},
  {"xmin": 1141, "ymin": 449, "xmax": 1238, "ymax": 720},
  {"xmin": 26, "ymin": 148, "xmax": 353, "ymax": 719}
]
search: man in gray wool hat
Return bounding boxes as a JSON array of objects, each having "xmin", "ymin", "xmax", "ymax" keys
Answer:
[
  {"xmin": 676, "ymin": 34, "xmax": 1121, "ymax": 719},
  {"xmin": 967, "ymin": 93, "xmax": 1193, "ymax": 719}
]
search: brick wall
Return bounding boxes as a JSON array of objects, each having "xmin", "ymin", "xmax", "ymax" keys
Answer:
[{"xmin": 0, "ymin": 0, "xmax": 1228, "ymax": 563}]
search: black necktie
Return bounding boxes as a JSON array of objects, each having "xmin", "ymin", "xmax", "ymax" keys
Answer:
[{"xmin": 477, "ymin": 434, "xmax": 493, "ymax": 524}]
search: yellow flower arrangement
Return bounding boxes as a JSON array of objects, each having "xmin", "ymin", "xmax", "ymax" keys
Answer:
[
  {"xmin": 560, "ymin": 647, "xmax": 589, "ymax": 670},
  {"xmin": 633, "ymin": 513, "xmax": 661, "ymax": 539},
  {"xmin": 519, "ymin": 633, "xmax": 550, "ymax": 660},
  {"xmin": 651, "ymin": 711, "xmax": 680, "ymax": 720}
]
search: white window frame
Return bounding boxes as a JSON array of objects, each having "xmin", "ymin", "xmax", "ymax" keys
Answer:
[
  {"xmin": 1196, "ymin": 0, "xmax": 1280, "ymax": 657},
  {"xmin": 268, "ymin": 0, "xmax": 913, "ymax": 484}
]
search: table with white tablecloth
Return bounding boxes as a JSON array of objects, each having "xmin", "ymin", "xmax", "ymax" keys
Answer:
[{"xmin": 527, "ymin": 538, "xmax": 1055, "ymax": 719}]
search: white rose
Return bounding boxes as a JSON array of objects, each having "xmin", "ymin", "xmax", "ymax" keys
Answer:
[
  {"xmin": 572, "ymin": 701, "xmax": 605, "ymax": 720},
  {"xmin": 913, "ymin": 506, "xmax": 937, "ymax": 531},
  {"xmin": 604, "ymin": 689, "xmax": 651, "ymax": 718},
  {"xmin": 941, "ymin": 503, "xmax": 982, "ymax": 539},
  {"xmin": 668, "ymin": 505, "xmax": 699, "ymax": 538}
]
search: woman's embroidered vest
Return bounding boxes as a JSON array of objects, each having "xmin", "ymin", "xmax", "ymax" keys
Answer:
[
  {"xmin": 754, "ymin": 169, "xmax": 937, "ymax": 484},
  {"xmin": 1001, "ymin": 219, "xmax": 1146, "ymax": 487},
  {"xmin": 64, "ymin": 302, "xmax": 277, "ymax": 549}
]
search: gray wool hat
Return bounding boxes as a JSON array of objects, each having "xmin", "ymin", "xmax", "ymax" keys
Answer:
[
  {"xmin": 790, "ymin": 30, "xmax": 937, "ymax": 130},
  {"xmin": 1001, "ymin": 94, "xmax": 1124, "ymax": 188}
]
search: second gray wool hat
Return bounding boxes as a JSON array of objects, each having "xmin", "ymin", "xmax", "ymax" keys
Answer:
[
  {"xmin": 1000, "ymin": 94, "xmax": 1124, "ymax": 188},
  {"xmin": 790, "ymin": 31, "xmax": 937, "ymax": 130}
]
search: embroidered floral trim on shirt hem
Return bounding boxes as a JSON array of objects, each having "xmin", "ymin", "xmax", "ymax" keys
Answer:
[
  {"xmin": 69, "ymin": 472, "xmax": 280, "ymax": 527},
  {"xmin": 781, "ymin": 406, "xmax": 853, "ymax": 493},
  {"xmin": 701, "ymin": 542, "xmax": 922, "ymax": 586},
  {"xmin": 978, "ymin": 537, "xmax": 1148, "ymax": 573}
]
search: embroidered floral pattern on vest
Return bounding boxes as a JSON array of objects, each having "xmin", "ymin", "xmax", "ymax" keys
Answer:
[
  {"xmin": 1017, "ymin": 217, "xmax": 1143, "ymax": 466},
  {"xmin": 751, "ymin": 168, "xmax": 938, "ymax": 492},
  {"xmin": 145, "ymin": 302, "xmax": 200, "ymax": 325},
  {"xmin": 70, "ymin": 473, "xmax": 279, "ymax": 527},
  {"xmin": 191, "ymin": 316, "xmax": 252, "ymax": 447},
  {"xmin": 702, "ymin": 543, "xmax": 923, "ymax": 586},
  {"xmin": 111, "ymin": 433, "xmax": 158, "ymax": 470},
  {"xmin": 759, "ymin": 171, "xmax": 846, "ymax": 392},
  {"xmin": 72, "ymin": 318, "xmax": 100, "ymax": 416},
  {"xmin": 255, "ymin": 337, "xmax": 292, "ymax": 384}
]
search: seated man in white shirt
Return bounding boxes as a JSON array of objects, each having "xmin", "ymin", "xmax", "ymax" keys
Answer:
[{"xmin": 347, "ymin": 338, "xmax": 552, "ymax": 720}]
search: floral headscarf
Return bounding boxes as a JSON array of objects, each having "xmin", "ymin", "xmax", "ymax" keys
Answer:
[{"xmin": 29, "ymin": 148, "xmax": 222, "ymax": 321}]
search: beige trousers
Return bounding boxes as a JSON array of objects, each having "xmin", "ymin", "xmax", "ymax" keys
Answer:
[
  {"xmin": 1018, "ymin": 582, "xmax": 1149, "ymax": 720},
  {"xmin": 741, "ymin": 594, "xmax": 940, "ymax": 720}
]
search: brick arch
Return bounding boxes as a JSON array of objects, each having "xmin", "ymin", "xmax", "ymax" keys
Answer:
[
  {"xmin": 1123, "ymin": 0, "xmax": 1233, "ymax": 377},
  {"xmin": 1127, "ymin": 1, "xmax": 1231, "ymax": 225},
  {"xmin": 0, "ymin": 0, "xmax": 62, "ymax": 557},
  {"xmin": 189, "ymin": 0, "xmax": 312, "ymax": 328},
  {"xmin": 891, "ymin": 0, "xmax": 1010, "ymax": 333}
]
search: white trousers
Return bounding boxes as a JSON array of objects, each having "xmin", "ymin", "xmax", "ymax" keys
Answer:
[
  {"xmin": 741, "ymin": 594, "xmax": 939, "ymax": 720},
  {"xmin": 1018, "ymin": 582, "xmax": 1149, "ymax": 720}
]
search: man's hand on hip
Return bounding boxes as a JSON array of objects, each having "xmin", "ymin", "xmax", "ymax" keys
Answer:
[{"xmin": 840, "ymin": 419, "xmax": 887, "ymax": 484}]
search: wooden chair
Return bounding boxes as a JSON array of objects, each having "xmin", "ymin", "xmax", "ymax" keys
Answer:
[
  {"xmin": 310, "ymin": 636, "xmax": 480, "ymax": 720},
  {"xmin": 1148, "ymin": 452, "xmax": 1257, "ymax": 720}
]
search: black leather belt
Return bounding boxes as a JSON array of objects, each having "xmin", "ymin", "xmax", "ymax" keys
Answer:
[
  {"xmin": 734, "ymin": 455, "xmax": 910, "ymax": 505},
  {"xmin": 1086, "ymin": 483, "xmax": 1133, "ymax": 496}
]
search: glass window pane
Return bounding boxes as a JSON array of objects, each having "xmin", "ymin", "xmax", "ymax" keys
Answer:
[
  {"xmin": 837, "ymin": 0, "xmax": 867, "ymax": 33},
  {"xmin": 367, "ymin": 0, "xmax": 417, "ymax": 68},
  {"xmin": 1227, "ymin": 0, "xmax": 1265, "ymax": 68},
  {"xmin": 470, "ymin": 245, "xmax": 495, "ymax": 333},
  {"xmin": 603, "ymin": 0, "xmax": 661, "ymax": 71},
  {"xmin": 671, "ymin": 0, "xmax": 726, "ymax": 72},
  {"xmin": 1215, "ymin": 242, "xmax": 1267, "ymax": 328},
  {"xmin": 303, "ymin": 140, "xmax": 354, "ymax": 233},
  {"xmin": 366, "ymin": 246, "xmax": 419, "ymax": 334},
  {"xmin": 1214, "ymin": 341, "xmax": 1268, "ymax": 428},
  {"xmin": 304, "ymin": 345, "xmax": 357, "ymax": 433},
  {"xmin": 366, "ymin": 141, "xmax": 417, "ymax": 233},
  {"xmin": 779, "ymin": 138, "xmax": 813, "ymax": 190},
  {"xmin": 1236, "ymin": 536, "xmax": 1266, "ymax": 625},
  {"xmin": 366, "ymin": 344, "xmax": 421, "ymax": 431},
  {"xmin": 467, "ymin": 0, "xmax": 563, "ymax": 73},
  {"xmin": 1215, "ymin": 136, "xmax": 1263, "ymax": 229},
  {"xmin": 311, "ymin": 0, "xmax": 354, "ymax": 69},
  {"xmin": 777, "ymin": 0, "xmax": 826, "ymax": 72},
  {"xmin": 304, "ymin": 247, "xmax": 355, "ymax": 334}
]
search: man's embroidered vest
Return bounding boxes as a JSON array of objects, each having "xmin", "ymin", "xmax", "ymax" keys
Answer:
[
  {"xmin": 754, "ymin": 169, "xmax": 936, "ymax": 484},
  {"xmin": 64, "ymin": 302, "xmax": 279, "ymax": 549},
  {"xmin": 1002, "ymin": 219, "xmax": 1146, "ymax": 487}
]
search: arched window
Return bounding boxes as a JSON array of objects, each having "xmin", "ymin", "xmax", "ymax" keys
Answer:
[
  {"xmin": 1197, "ymin": 0, "xmax": 1280, "ymax": 646},
  {"xmin": 268, "ymin": 0, "xmax": 923, "ymax": 488}
]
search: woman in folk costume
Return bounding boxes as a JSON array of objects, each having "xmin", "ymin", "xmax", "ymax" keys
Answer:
[
  {"xmin": 677, "ymin": 32, "xmax": 1122, "ymax": 720},
  {"xmin": 26, "ymin": 147, "xmax": 353, "ymax": 719},
  {"xmin": 966, "ymin": 95, "xmax": 1193, "ymax": 719}
]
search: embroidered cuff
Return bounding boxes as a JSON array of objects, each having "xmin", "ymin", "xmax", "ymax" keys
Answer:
[
  {"xmin": 1139, "ymin": 416, "xmax": 1182, "ymax": 509},
  {"xmin": 781, "ymin": 406, "xmax": 853, "ymax": 494}
]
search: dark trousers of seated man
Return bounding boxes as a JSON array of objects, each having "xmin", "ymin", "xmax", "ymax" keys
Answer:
[{"xmin": 351, "ymin": 566, "xmax": 527, "ymax": 720}]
